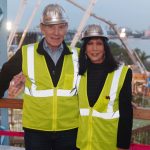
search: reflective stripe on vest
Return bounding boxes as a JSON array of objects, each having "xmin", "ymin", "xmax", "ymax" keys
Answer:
[
  {"xmin": 24, "ymin": 45, "xmax": 78, "ymax": 97},
  {"xmin": 80, "ymin": 109, "xmax": 119, "ymax": 119},
  {"xmin": 79, "ymin": 66, "xmax": 124, "ymax": 119},
  {"xmin": 107, "ymin": 65, "xmax": 123, "ymax": 112}
]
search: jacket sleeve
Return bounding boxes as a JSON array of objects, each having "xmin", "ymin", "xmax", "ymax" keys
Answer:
[
  {"xmin": 117, "ymin": 68, "xmax": 133, "ymax": 149},
  {"xmin": 0, "ymin": 49, "xmax": 22, "ymax": 98}
]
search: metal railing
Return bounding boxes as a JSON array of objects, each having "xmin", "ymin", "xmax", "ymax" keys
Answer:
[{"xmin": 0, "ymin": 98, "xmax": 150, "ymax": 146}]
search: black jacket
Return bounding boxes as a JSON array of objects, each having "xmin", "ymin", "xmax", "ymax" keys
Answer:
[{"xmin": 87, "ymin": 62, "xmax": 133, "ymax": 149}]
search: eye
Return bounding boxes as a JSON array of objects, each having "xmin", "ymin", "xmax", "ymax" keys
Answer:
[
  {"xmin": 47, "ymin": 25, "xmax": 55, "ymax": 29},
  {"xmin": 87, "ymin": 41, "xmax": 93, "ymax": 45},
  {"xmin": 96, "ymin": 39, "xmax": 103, "ymax": 45},
  {"xmin": 97, "ymin": 42, "xmax": 103, "ymax": 45},
  {"xmin": 58, "ymin": 24, "xmax": 67, "ymax": 31}
]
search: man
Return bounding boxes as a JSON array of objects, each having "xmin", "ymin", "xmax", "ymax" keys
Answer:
[{"xmin": 0, "ymin": 4, "xmax": 79, "ymax": 150}]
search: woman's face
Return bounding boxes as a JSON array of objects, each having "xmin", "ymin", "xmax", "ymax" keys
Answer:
[{"xmin": 86, "ymin": 38, "xmax": 105, "ymax": 64}]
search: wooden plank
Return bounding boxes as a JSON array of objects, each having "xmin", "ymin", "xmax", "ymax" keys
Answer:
[
  {"xmin": 133, "ymin": 107, "xmax": 150, "ymax": 120},
  {"xmin": 0, "ymin": 98, "xmax": 23, "ymax": 109},
  {"xmin": 132, "ymin": 125, "xmax": 150, "ymax": 133}
]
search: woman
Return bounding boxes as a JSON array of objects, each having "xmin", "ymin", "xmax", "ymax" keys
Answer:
[{"xmin": 76, "ymin": 24, "xmax": 133, "ymax": 150}]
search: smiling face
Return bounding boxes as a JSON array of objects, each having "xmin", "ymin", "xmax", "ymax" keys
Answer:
[
  {"xmin": 86, "ymin": 38, "xmax": 105, "ymax": 64},
  {"xmin": 40, "ymin": 23, "xmax": 68, "ymax": 51}
]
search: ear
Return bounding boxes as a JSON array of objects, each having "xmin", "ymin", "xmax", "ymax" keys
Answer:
[
  {"xmin": 40, "ymin": 23, "xmax": 45, "ymax": 35},
  {"xmin": 64, "ymin": 23, "xmax": 68, "ymax": 33},
  {"xmin": 66, "ymin": 23, "xmax": 68, "ymax": 29}
]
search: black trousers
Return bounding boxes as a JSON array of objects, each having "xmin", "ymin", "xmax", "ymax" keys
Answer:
[{"xmin": 24, "ymin": 128, "xmax": 79, "ymax": 150}]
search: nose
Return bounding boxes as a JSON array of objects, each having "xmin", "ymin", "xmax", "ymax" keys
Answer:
[
  {"xmin": 93, "ymin": 45, "xmax": 97, "ymax": 51},
  {"xmin": 53, "ymin": 27, "xmax": 59, "ymax": 35}
]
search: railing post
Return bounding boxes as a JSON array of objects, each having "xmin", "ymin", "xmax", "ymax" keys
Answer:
[{"xmin": 0, "ymin": 93, "xmax": 9, "ymax": 145}]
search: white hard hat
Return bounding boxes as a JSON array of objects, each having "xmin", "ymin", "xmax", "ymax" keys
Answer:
[
  {"xmin": 40, "ymin": 4, "xmax": 68, "ymax": 25},
  {"xmin": 81, "ymin": 24, "xmax": 108, "ymax": 40}
]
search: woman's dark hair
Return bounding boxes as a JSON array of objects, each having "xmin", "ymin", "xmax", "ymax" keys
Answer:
[{"xmin": 79, "ymin": 37, "xmax": 119, "ymax": 75}]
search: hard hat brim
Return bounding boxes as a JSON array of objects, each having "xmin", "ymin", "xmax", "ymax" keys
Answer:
[
  {"xmin": 81, "ymin": 35, "xmax": 108, "ymax": 40},
  {"xmin": 41, "ymin": 19, "xmax": 67, "ymax": 25}
]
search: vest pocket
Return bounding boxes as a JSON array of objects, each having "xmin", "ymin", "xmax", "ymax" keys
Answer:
[
  {"xmin": 64, "ymin": 74, "xmax": 73, "ymax": 89},
  {"xmin": 93, "ymin": 117, "xmax": 118, "ymax": 143}
]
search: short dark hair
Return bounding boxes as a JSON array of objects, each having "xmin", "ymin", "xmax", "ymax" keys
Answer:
[{"xmin": 79, "ymin": 37, "xmax": 119, "ymax": 75}]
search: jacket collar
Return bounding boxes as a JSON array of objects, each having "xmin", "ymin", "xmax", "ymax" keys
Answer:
[{"xmin": 37, "ymin": 38, "xmax": 72, "ymax": 55}]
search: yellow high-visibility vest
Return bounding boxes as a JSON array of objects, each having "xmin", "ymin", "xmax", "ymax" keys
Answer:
[
  {"xmin": 77, "ymin": 65, "xmax": 128, "ymax": 150},
  {"xmin": 22, "ymin": 43, "xmax": 79, "ymax": 131}
]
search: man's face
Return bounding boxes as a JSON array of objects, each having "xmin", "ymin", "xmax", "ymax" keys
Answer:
[{"xmin": 40, "ymin": 23, "xmax": 68, "ymax": 51}]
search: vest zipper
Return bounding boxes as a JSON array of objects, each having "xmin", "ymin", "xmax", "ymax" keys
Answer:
[
  {"xmin": 87, "ymin": 108, "xmax": 93, "ymax": 150},
  {"xmin": 52, "ymin": 88, "xmax": 57, "ymax": 130}
]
